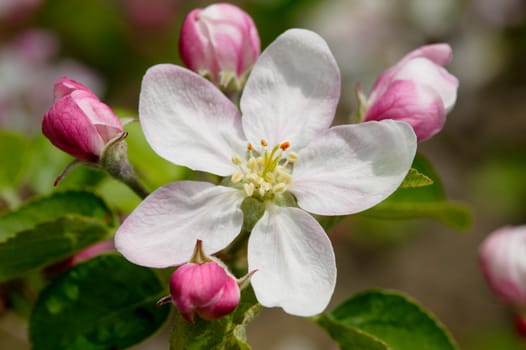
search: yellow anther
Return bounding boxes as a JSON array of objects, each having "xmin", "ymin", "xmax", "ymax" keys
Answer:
[
  {"xmin": 273, "ymin": 183, "xmax": 287, "ymax": 193},
  {"xmin": 260, "ymin": 139, "xmax": 268, "ymax": 147},
  {"xmin": 246, "ymin": 173, "xmax": 259, "ymax": 183},
  {"xmin": 247, "ymin": 157, "xmax": 257, "ymax": 170},
  {"xmin": 287, "ymin": 152, "xmax": 299, "ymax": 163},
  {"xmin": 278, "ymin": 172, "xmax": 292, "ymax": 184},
  {"xmin": 244, "ymin": 183, "xmax": 255, "ymax": 197},
  {"xmin": 256, "ymin": 157, "xmax": 265, "ymax": 167},
  {"xmin": 231, "ymin": 171, "xmax": 243, "ymax": 184},
  {"xmin": 264, "ymin": 173, "xmax": 275, "ymax": 183},
  {"xmin": 232, "ymin": 155, "xmax": 243, "ymax": 165},
  {"xmin": 258, "ymin": 186, "xmax": 266, "ymax": 197}
]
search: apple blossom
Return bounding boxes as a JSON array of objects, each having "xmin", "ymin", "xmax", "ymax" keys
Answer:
[
  {"xmin": 116, "ymin": 29, "xmax": 417, "ymax": 316},
  {"xmin": 179, "ymin": 3, "xmax": 260, "ymax": 90},
  {"xmin": 479, "ymin": 225, "xmax": 526, "ymax": 308},
  {"xmin": 362, "ymin": 44, "xmax": 459, "ymax": 141},
  {"xmin": 42, "ymin": 77, "xmax": 124, "ymax": 163}
]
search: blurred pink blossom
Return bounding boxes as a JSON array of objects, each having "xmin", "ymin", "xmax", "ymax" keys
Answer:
[{"xmin": 479, "ymin": 225, "xmax": 526, "ymax": 308}]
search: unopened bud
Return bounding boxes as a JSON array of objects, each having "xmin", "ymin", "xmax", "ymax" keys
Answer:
[
  {"xmin": 169, "ymin": 261, "xmax": 240, "ymax": 323},
  {"xmin": 179, "ymin": 3, "xmax": 260, "ymax": 90},
  {"xmin": 42, "ymin": 77, "xmax": 124, "ymax": 163}
]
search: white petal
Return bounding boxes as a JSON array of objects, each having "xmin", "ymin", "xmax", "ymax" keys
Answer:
[
  {"xmin": 139, "ymin": 64, "xmax": 246, "ymax": 176},
  {"xmin": 115, "ymin": 181, "xmax": 244, "ymax": 268},
  {"xmin": 248, "ymin": 206, "xmax": 336, "ymax": 316},
  {"xmin": 240, "ymin": 29, "xmax": 340, "ymax": 150},
  {"xmin": 289, "ymin": 120, "xmax": 416, "ymax": 216}
]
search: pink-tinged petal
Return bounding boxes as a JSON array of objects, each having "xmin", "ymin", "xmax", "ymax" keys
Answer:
[
  {"xmin": 170, "ymin": 262, "xmax": 239, "ymax": 322},
  {"xmin": 115, "ymin": 181, "xmax": 245, "ymax": 268},
  {"xmin": 42, "ymin": 93, "xmax": 106, "ymax": 162},
  {"xmin": 179, "ymin": 9, "xmax": 214, "ymax": 76},
  {"xmin": 53, "ymin": 76, "xmax": 96, "ymax": 100},
  {"xmin": 371, "ymin": 44, "xmax": 453, "ymax": 95},
  {"xmin": 241, "ymin": 29, "xmax": 340, "ymax": 150},
  {"xmin": 248, "ymin": 206, "xmax": 336, "ymax": 316},
  {"xmin": 42, "ymin": 77, "xmax": 122, "ymax": 162},
  {"xmin": 139, "ymin": 64, "xmax": 246, "ymax": 176},
  {"xmin": 179, "ymin": 3, "xmax": 259, "ymax": 84},
  {"xmin": 198, "ymin": 3, "xmax": 259, "ymax": 77},
  {"xmin": 364, "ymin": 80, "xmax": 445, "ymax": 141},
  {"xmin": 400, "ymin": 43, "xmax": 453, "ymax": 66},
  {"xmin": 289, "ymin": 120, "xmax": 416, "ymax": 216},
  {"xmin": 389, "ymin": 57, "xmax": 458, "ymax": 112},
  {"xmin": 199, "ymin": 274, "xmax": 240, "ymax": 320},
  {"xmin": 479, "ymin": 225, "xmax": 526, "ymax": 307},
  {"xmin": 71, "ymin": 91, "xmax": 123, "ymax": 141}
]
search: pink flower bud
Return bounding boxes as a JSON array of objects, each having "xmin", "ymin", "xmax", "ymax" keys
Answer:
[
  {"xmin": 179, "ymin": 3, "xmax": 260, "ymax": 89},
  {"xmin": 169, "ymin": 261, "xmax": 240, "ymax": 323},
  {"xmin": 479, "ymin": 225, "xmax": 526, "ymax": 308},
  {"xmin": 363, "ymin": 44, "xmax": 459, "ymax": 141},
  {"xmin": 42, "ymin": 77, "xmax": 123, "ymax": 162}
]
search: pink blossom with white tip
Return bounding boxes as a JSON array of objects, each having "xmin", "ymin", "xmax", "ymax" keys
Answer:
[
  {"xmin": 479, "ymin": 225, "xmax": 526, "ymax": 308},
  {"xmin": 42, "ymin": 77, "xmax": 123, "ymax": 163},
  {"xmin": 115, "ymin": 29, "xmax": 417, "ymax": 316},
  {"xmin": 179, "ymin": 3, "xmax": 260, "ymax": 89},
  {"xmin": 363, "ymin": 44, "xmax": 459, "ymax": 141},
  {"xmin": 170, "ymin": 261, "xmax": 240, "ymax": 323}
]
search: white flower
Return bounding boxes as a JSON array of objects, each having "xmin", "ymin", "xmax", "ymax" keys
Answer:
[{"xmin": 115, "ymin": 29, "xmax": 417, "ymax": 316}]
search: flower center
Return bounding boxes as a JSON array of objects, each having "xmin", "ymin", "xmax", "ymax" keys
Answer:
[{"xmin": 231, "ymin": 139, "xmax": 298, "ymax": 200}]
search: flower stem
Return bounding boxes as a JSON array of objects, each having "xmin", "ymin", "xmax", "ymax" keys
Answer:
[{"xmin": 101, "ymin": 136, "xmax": 150, "ymax": 199}]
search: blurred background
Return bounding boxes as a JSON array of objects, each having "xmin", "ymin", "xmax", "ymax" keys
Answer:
[{"xmin": 1, "ymin": 0, "xmax": 525, "ymax": 349}]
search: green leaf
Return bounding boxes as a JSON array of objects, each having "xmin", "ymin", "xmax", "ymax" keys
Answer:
[
  {"xmin": 0, "ymin": 216, "xmax": 110, "ymax": 281},
  {"xmin": 0, "ymin": 130, "xmax": 30, "ymax": 189},
  {"xmin": 362, "ymin": 153, "xmax": 471, "ymax": 230},
  {"xmin": 317, "ymin": 289, "xmax": 457, "ymax": 350},
  {"xmin": 362, "ymin": 201, "xmax": 471, "ymax": 231},
  {"xmin": 400, "ymin": 168, "xmax": 434, "ymax": 189},
  {"xmin": 0, "ymin": 190, "xmax": 114, "ymax": 243},
  {"xmin": 315, "ymin": 315, "xmax": 388, "ymax": 350},
  {"xmin": 170, "ymin": 286, "xmax": 261, "ymax": 350},
  {"xmin": 30, "ymin": 254, "xmax": 170, "ymax": 350}
]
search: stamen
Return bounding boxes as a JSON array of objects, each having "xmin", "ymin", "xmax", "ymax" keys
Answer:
[
  {"xmin": 244, "ymin": 183, "xmax": 255, "ymax": 196},
  {"xmin": 232, "ymin": 155, "xmax": 243, "ymax": 165},
  {"xmin": 247, "ymin": 157, "xmax": 257, "ymax": 170},
  {"xmin": 232, "ymin": 140, "xmax": 297, "ymax": 200},
  {"xmin": 286, "ymin": 152, "xmax": 299, "ymax": 163},
  {"xmin": 273, "ymin": 183, "xmax": 286, "ymax": 193},
  {"xmin": 231, "ymin": 171, "xmax": 243, "ymax": 184}
]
